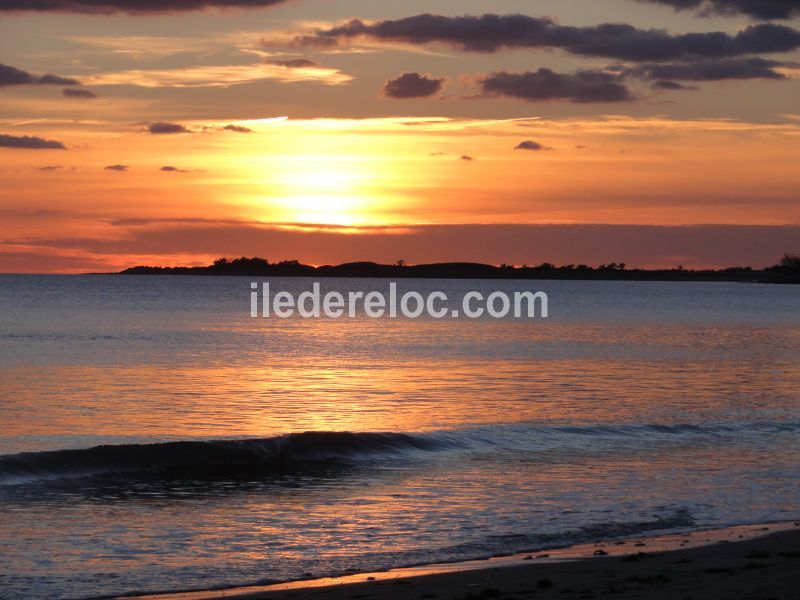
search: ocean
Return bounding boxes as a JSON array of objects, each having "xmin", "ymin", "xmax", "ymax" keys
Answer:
[{"xmin": 1, "ymin": 275, "xmax": 799, "ymax": 599}]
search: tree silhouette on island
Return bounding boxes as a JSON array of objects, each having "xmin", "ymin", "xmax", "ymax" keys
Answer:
[{"xmin": 118, "ymin": 254, "xmax": 800, "ymax": 283}]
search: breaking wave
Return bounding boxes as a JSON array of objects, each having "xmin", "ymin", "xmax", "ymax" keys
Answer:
[{"xmin": 2, "ymin": 420, "xmax": 798, "ymax": 486}]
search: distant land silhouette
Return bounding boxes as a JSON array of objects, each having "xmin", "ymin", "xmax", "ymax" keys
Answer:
[{"xmin": 119, "ymin": 254, "xmax": 800, "ymax": 283}]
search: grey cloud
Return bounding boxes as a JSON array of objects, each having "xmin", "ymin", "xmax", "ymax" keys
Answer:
[
  {"xmin": 36, "ymin": 165, "xmax": 74, "ymax": 171},
  {"xmin": 104, "ymin": 164, "xmax": 129, "ymax": 171},
  {"xmin": 161, "ymin": 165, "xmax": 188, "ymax": 172},
  {"xmin": 477, "ymin": 69, "xmax": 633, "ymax": 103},
  {"xmin": 0, "ymin": 0, "xmax": 289, "ymax": 14},
  {"xmin": 288, "ymin": 14, "xmax": 800, "ymax": 62},
  {"xmin": 223, "ymin": 124, "xmax": 254, "ymax": 133},
  {"xmin": 651, "ymin": 79, "xmax": 698, "ymax": 90},
  {"xmin": 476, "ymin": 59, "xmax": 781, "ymax": 105},
  {"xmin": 640, "ymin": 0, "xmax": 800, "ymax": 20},
  {"xmin": 0, "ymin": 63, "xmax": 79, "ymax": 87},
  {"xmin": 147, "ymin": 121, "xmax": 190, "ymax": 134},
  {"xmin": 63, "ymin": 87, "xmax": 98, "ymax": 98},
  {"xmin": 380, "ymin": 72, "xmax": 445, "ymax": 99},
  {"xmin": 264, "ymin": 58, "xmax": 318, "ymax": 68},
  {"xmin": 515, "ymin": 140, "xmax": 552, "ymax": 151},
  {"xmin": 0, "ymin": 133, "xmax": 66, "ymax": 149},
  {"xmin": 36, "ymin": 74, "xmax": 80, "ymax": 85},
  {"xmin": 460, "ymin": 155, "xmax": 475, "ymax": 161},
  {"xmin": 627, "ymin": 57, "xmax": 787, "ymax": 81}
]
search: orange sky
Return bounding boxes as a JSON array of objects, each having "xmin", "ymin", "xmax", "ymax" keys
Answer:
[{"xmin": 1, "ymin": 0, "xmax": 799, "ymax": 272}]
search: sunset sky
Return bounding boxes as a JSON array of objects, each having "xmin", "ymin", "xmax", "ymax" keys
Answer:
[{"xmin": 1, "ymin": 0, "xmax": 799, "ymax": 272}]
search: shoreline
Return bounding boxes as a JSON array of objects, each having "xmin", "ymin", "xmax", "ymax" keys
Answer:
[{"xmin": 127, "ymin": 520, "xmax": 800, "ymax": 600}]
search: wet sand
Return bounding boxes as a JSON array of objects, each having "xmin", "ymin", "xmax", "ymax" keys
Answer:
[{"xmin": 135, "ymin": 521, "xmax": 800, "ymax": 600}]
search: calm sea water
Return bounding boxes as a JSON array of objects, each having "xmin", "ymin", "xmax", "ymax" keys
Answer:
[{"xmin": 1, "ymin": 275, "xmax": 799, "ymax": 599}]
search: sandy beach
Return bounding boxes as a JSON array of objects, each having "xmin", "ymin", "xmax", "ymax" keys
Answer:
[{"xmin": 133, "ymin": 522, "xmax": 800, "ymax": 600}]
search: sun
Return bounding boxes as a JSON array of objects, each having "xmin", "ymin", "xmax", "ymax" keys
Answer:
[
  {"xmin": 268, "ymin": 156, "xmax": 387, "ymax": 226},
  {"xmin": 279, "ymin": 193, "xmax": 371, "ymax": 226}
]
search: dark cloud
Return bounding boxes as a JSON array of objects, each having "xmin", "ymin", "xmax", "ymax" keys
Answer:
[
  {"xmin": 36, "ymin": 74, "xmax": 80, "ymax": 85},
  {"xmin": 481, "ymin": 57, "xmax": 782, "ymax": 99},
  {"xmin": 0, "ymin": 64, "xmax": 32, "ymax": 86},
  {"xmin": 264, "ymin": 58, "xmax": 318, "ymax": 68},
  {"xmin": 651, "ymin": 79, "xmax": 698, "ymax": 90},
  {"xmin": 477, "ymin": 69, "xmax": 633, "ymax": 103},
  {"xmin": 36, "ymin": 165, "xmax": 65, "ymax": 171},
  {"xmin": 147, "ymin": 121, "xmax": 190, "ymax": 134},
  {"xmin": 460, "ymin": 155, "xmax": 475, "ymax": 161},
  {"xmin": 288, "ymin": 14, "xmax": 800, "ymax": 62},
  {"xmin": 13, "ymin": 223, "xmax": 800, "ymax": 270},
  {"xmin": 63, "ymin": 87, "xmax": 98, "ymax": 98},
  {"xmin": 223, "ymin": 124, "xmax": 254, "ymax": 133},
  {"xmin": 515, "ymin": 140, "xmax": 552, "ymax": 151},
  {"xmin": 161, "ymin": 165, "xmax": 188, "ymax": 172},
  {"xmin": 0, "ymin": 0, "xmax": 289, "ymax": 14},
  {"xmin": 104, "ymin": 164, "xmax": 129, "ymax": 171},
  {"xmin": 0, "ymin": 63, "xmax": 79, "ymax": 87},
  {"xmin": 627, "ymin": 57, "xmax": 787, "ymax": 81},
  {"xmin": 640, "ymin": 0, "xmax": 800, "ymax": 20},
  {"xmin": 380, "ymin": 72, "xmax": 446, "ymax": 99},
  {"xmin": 0, "ymin": 133, "xmax": 66, "ymax": 149}
]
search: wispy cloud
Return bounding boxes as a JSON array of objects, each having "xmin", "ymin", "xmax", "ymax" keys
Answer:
[
  {"xmin": 63, "ymin": 35, "xmax": 219, "ymax": 57},
  {"xmin": 83, "ymin": 62, "xmax": 353, "ymax": 88}
]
